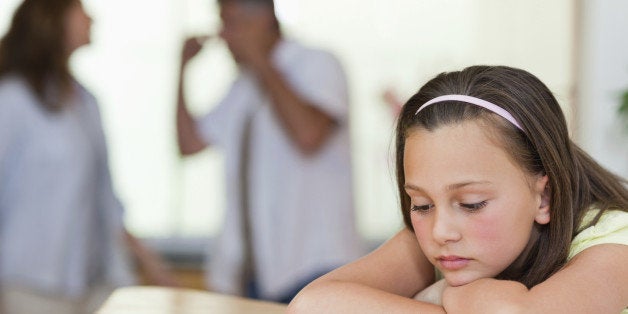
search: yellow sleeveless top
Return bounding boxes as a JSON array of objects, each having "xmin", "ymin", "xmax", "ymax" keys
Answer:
[{"xmin": 568, "ymin": 209, "xmax": 628, "ymax": 260}]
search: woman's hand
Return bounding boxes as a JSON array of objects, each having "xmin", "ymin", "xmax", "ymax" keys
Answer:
[
  {"xmin": 442, "ymin": 278, "xmax": 528, "ymax": 314},
  {"xmin": 123, "ymin": 230, "xmax": 182, "ymax": 287}
]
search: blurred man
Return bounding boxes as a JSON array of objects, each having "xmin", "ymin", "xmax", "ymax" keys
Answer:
[{"xmin": 176, "ymin": 0, "xmax": 364, "ymax": 303}]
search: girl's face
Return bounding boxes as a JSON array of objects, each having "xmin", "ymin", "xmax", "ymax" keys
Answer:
[
  {"xmin": 404, "ymin": 120, "xmax": 550, "ymax": 287},
  {"xmin": 64, "ymin": 1, "xmax": 92, "ymax": 55}
]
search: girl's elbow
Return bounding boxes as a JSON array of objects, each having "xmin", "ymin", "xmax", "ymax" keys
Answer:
[
  {"xmin": 286, "ymin": 285, "xmax": 316, "ymax": 314},
  {"xmin": 287, "ymin": 280, "xmax": 336, "ymax": 313}
]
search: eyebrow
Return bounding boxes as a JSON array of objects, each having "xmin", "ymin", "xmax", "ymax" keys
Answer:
[{"xmin": 404, "ymin": 181, "xmax": 492, "ymax": 192}]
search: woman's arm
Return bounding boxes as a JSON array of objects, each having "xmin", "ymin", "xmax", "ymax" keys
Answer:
[
  {"xmin": 287, "ymin": 229, "xmax": 446, "ymax": 313},
  {"xmin": 443, "ymin": 243, "xmax": 628, "ymax": 313},
  {"xmin": 123, "ymin": 230, "xmax": 182, "ymax": 287}
]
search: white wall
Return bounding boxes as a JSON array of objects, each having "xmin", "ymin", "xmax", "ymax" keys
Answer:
[{"xmin": 577, "ymin": 0, "xmax": 628, "ymax": 178}]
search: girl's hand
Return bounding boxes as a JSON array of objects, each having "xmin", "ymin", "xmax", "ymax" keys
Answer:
[
  {"xmin": 414, "ymin": 278, "xmax": 448, "ymax": 305},
  {"xmin": 442, "ymin": 278, "xmax": 528, "ymax": 314}
]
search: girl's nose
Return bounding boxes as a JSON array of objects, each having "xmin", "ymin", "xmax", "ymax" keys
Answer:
[{"xmin": 431, "ymin": 207, "xmax": 462, "ymax": 245}]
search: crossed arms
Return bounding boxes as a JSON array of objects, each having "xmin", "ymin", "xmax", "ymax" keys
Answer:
[{"xmin": 288, "ymin": 229, "xmax": 628, "ymax": 313}]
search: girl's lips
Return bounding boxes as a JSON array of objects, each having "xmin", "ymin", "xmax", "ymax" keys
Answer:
[{"xmin": 437, "ymin": 256, "xmax": 471, "ymax": 270}]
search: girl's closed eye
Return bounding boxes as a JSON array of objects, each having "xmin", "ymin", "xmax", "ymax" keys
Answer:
[
  {"xmin": 459, "ymin": 200, "xmax": 488, "ymax": 211},
  {"xmin": 411, "ymin": 204, "xmax": 434, "ymax": 213}
]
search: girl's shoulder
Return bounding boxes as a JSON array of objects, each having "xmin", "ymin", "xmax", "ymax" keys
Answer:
[{"xmin": 568, "ymin": 209, "xmax": 628, "ymax": 260}]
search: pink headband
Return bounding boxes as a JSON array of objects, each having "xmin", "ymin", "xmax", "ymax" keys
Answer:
[{"xmin": 415, "ymin": 94, "xmax": 523, "ymax": 131}]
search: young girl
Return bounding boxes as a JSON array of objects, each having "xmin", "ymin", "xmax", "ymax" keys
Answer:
[
  {"xmin": 0, "ymin": 0, "xmax": 178, "ymax": 312},
  {"xmin": 288, "ymin": 65, "xmax": 628, "ymax": 313}
]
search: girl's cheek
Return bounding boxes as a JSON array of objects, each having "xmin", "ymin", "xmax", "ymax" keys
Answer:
[
  {"xmin": 468, "ymin": 214, "xmax": 502, "ymax": 241},
  {"xmin": 411, "ymin": 218, "xmax": 433, "ymax": 244}
]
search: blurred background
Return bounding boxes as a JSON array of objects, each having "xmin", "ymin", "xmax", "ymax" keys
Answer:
[{"xmin": 1, "ymin": 0, "xmax": 626, "ymax": 287}]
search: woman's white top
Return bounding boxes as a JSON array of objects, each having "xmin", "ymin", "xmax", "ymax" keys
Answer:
[{"xmin": 0, "ymin": 76, "xmax": 135, "ymax": 298}]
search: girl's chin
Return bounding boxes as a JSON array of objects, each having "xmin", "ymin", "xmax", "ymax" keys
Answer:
[{"xmin": 443, "ymin": 274, "xmax": 479, "ymax": 287}]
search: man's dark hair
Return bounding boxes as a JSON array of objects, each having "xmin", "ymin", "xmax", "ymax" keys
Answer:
[
  {"xmin": 217, "ymin": 0, "xmax": 274, "ymax": 8},
  {"xmin": 218, "ymin": 0, "xmax": 279, "ymax": 31}
]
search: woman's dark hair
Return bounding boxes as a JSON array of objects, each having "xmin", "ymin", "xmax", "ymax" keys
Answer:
[
  {"xmin": 0, "ymin": 0, "xmax": 78, "ymax": 110},
  {"xmin": 395, "ymin": 65, "xmax": 628, "ymax": 288}
]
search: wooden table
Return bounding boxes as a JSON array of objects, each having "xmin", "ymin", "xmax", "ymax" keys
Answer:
[{"xmin": 96, "ymin": 286, "xmax": 287, "ymax": 313}]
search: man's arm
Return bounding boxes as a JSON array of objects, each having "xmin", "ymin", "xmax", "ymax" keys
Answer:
[
  {"xmin": 176, "ymin": 37, "xmax": 210, "ymax": 156},
  {"xmin": 287, "ymin": 229, "xmax": 446, "ymax": 313},
  {"xmin": 227, "ymin": 11, "xmax": 339, "ymax": 155},
  {"xmin": 248, "ymin": 58, "xmax": 337, "ymax": 155},
  {"xmin": 443, "ymin": 244, "xmax": 628, "ymax": 313}
]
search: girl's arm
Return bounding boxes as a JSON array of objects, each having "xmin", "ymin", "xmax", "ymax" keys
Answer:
[
  {"xmin": 443, "ymin": 243, "xmax": 628, "ymax": 313},
  {"xmin": 414, "ymin": 278, "xmax": 448, "ymax": 305},
  {"xmin": 287, "ymin": 229, "xmax": 446, "ymax": 313}
]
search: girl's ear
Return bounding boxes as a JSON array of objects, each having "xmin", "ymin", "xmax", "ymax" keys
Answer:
[{"xmin": 534, "ymin": 175, "xmax": 551, "ymax": 225}]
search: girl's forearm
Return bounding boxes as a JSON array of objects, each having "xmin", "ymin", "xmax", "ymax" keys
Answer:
[
  {"xmin": 288, "ymin": 280, "xmax": 446, "ymax": 314},
  {"xmin": 442, "ymin": 278, "xmax": 528, "ymax": 314}
]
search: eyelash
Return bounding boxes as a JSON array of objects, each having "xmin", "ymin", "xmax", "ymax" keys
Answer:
[
  {"xmin": 410, "ymin": 204, "xmax": 434, "ymax": 213},
  {"xmin": 460, "ymin": 201, "xmax": 488, "ymax": 211},
  {"xmin": 410, "ymin": 201, "xmax": 488, "ymax": 213}
]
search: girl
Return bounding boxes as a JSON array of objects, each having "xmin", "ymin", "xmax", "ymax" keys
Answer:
[
  {"xmin": 288, "ymin": 65, "xmax": 628, "ymax": 313},
  {"xmin": 0, "ymin": 0, "xmax": 178, "ymax": 312}
]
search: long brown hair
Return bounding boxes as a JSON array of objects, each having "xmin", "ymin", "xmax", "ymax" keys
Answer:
[
  {"xmin": 395, "ymin": 65, "xmax": 628, "ymax": 288},
  {"xmin": 0, "ymin": 0, "xmax": 78, "ymax": 110}
]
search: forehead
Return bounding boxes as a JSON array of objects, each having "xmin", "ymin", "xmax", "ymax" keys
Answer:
[{"xmin": 403, "ymin": 121, "xmax": 529, "ymax": 188}]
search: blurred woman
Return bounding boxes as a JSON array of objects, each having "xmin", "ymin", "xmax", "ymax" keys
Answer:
[{"xmin": 0, "ymin": 0, "xmax": 177, "ymax": 312}]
